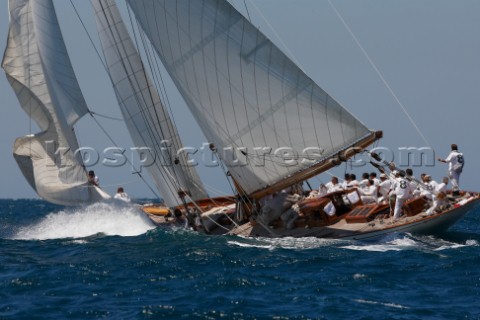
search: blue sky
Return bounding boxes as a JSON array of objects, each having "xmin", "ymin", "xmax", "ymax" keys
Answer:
[{"xmin": 1, "ymin": 0, "xmax": 480, "ymax": 199}]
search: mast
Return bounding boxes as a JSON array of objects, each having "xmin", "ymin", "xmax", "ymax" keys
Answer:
[
  {"xmin": 2, "ymin": 0, "xmax": 109, "ymax": 205},
  {"xmin": 92, "ymin": 0, "xmax": 208, "ymax": 207},
  {"xmin": 125, "ymin": 0, "xmax": 381, "ymax": 199}
]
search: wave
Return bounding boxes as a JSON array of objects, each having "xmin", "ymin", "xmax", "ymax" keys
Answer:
[
  {"xmin": 354, "ymin": 299, "xmax": 410, "ymax": 310},
  {"xmin": 227, "ymin": 236, "xmax": 341, "ymax": 250},
  {"xmin": 11, "ymin": 202, "xmax": 156, "ymax": 240},
  {"xmin": 341, "ymin": 234, "xmax": 478, "ymax": 252}
]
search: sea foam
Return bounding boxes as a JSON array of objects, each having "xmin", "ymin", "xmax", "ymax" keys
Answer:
[{"xmin": 12, "ymin": 202, "xmax": 156, "ymax": 240}]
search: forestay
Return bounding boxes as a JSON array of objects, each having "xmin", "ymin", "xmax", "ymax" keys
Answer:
[
  {"xmin": 2, "ymin": 0, "xmax": 110, "ymax": 205},
  {"xmin": 126, "ymin": 0, "xmax": 374, "ymax": 196},
  {"xmin": 92, "ymin": 0, "xmax": 208, "ymax": 207}
]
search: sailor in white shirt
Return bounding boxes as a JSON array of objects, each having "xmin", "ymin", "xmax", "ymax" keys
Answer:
[
  {"xmin": 436, "ymin": 177, "xmax": 449, "ymax": 194},
  {"xmin": 360, "ymin": 179, "xmax": 378, "ymax": 204},
  {"xmin": 342, "ymin": 173, "xmax": 351, "ymax": 189},
  {"xmin": 325, "ymin": 176, "xmax": 343, "ymax": 193},
  {"xmin": 347, "ymin": 174, "xmax": 359, "ymax": 189},
  {"xmin": 405, "ymin": 168, "xmax": 417, "ymax": 190},
  {"xmin": 318, "ymin": 184, "xmax": 328, "ymax": 197},
  {"xmin": 378, "ymin": 173, "xmax": 392, "ymax": 203},
  {"xmin": 413, "ymin": 173, "xmax": 427, "ymax": 196},
  {"xmin": 421, "ymin": 175, "xmax": 439, "ymax": 201},
  {"xmin": 426, "ymin": 177, "xmax": 449, "ymax": 215},
  {"xmin": 114, "ymin": 187, "xmax": 131, "ymax": 203},
  {"xmin": 359, "ymin": 173, "xmax": 370, "ymax": 189},
  {"xmin": 88, "ymin": 170, "xmax": 100, "ymax": 187},
  {"xmin": 438, "ymin": 144, "xmax": 464, "ymax": 194},
  {"xmin": 391, "ymin": 172, "xmax": 413, "ymax": 220},
  {"xmin": 370, "ymin": 172, "xmax": 380, "ymax": 187}
]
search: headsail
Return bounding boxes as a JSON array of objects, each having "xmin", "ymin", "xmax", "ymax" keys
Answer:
[
  {"xmin": 125, "ymin": 0, "xmax": 381, "ymax": 198},
  {"xmin": 2, "ymin": 0, "xmax": 110, "ymax": 205},
  {"xmin": 92, "ymin": 0, "xmax": 208, "ymax": 207}
]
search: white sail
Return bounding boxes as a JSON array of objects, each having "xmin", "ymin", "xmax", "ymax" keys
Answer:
[
  {"xmin": 92, "ymin": 0, "xmax": 208, "ymax": 207},
  {"xmin": 2, "ymin": 0, "xmax": 110, "ymax": 205},
  {"xmin": 126, "ymin": 0, "xmax": 376, "ymax": 196}
]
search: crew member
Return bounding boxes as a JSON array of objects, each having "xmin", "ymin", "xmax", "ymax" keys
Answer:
[
  {"xmin": 114, "ymin": 187, "xmax": 131, "ymax": 203},
  {"xmin": 87, "ymin": 170, "xmax": 99, "ymax": 187},
  {"xmin": 438, "ymin": 144, "xmax": 464, "ymax": 195}
]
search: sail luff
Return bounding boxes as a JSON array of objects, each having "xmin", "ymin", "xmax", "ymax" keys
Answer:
[
  {"xmin": 92, "ymin": 0, "xmax": 208, "ymax": 207},
  {"xmin": 126, "ymin": 0, "xmax": 375, "ymax": 196}
]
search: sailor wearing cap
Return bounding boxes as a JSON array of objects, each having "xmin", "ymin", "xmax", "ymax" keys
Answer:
[{"xmin": 378, "ymin": 173, "xmax": 392, "ymax": 203}]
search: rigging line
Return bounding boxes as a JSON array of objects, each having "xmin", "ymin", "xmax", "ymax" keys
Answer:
[
  {"xmin": 89, "ymin": 111, "xmax": 124, "ymax": 121},
  {"xmin": 100, "ymin": 2, "xmax": 181, "ymax": 183},
  {"xmin": 138, "ymin": 25, "xmax": 207, "ymax": 195},
  {"xmin": 326, "ymin": 0, "xmax": 431, "ymax": 148},
  {"xmin": 126, "ymin": 2, "xmax": 202, "ymax": 193},
  {"xmin": 246, "ymin": 1, "xmax": 305, "ymax": 73},
  {"xmin": 125, "ymin": 4, "xmax": 208, "ymax": 200},
  {"xmin": 69, "ymin": 0, "xmax": 106, "ymax": 71},
  {"xmin": 125, "ymin": 2, "xmax": 209, "ymax": 202},
  {"xmin": 203, "ymin": 183, "xmax": 232, "ymax": 197},
  {"xmin": 69, "ymin": 0, "xmax": 131, "ymax": 125},
  {"xmin": 129, "ymin": 8, "xmax": 179, "ymax": 142},
  {"xmin": 69, "ymin": 0, "xmax": 125, "ymax": 120},
  {"xmin": 88, "ymin": 111, "xmax": 161, "ymax": 200},
  {"xmin": 99, "ymin": 179, "xmax": 141, "ymax": 189},
  {"xmin": 213, "ymin": 148, "xmax": 256, "ymax": 212},
  {"xmin": 136, "ymin": 29, "xmax": 186, "ymax": 179},
  {"xmin": 243, "ymin": 0, "xmax": 252, "ymax": 23}
]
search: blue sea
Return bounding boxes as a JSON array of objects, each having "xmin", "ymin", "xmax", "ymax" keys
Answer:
[{"xmin": 1, "ymin": 199, "xmax": 479, "ymax": 319}]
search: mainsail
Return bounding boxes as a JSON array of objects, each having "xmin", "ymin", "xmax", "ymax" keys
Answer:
[
  {"xmin": 92, "ymin": 0, "xmax": 208, "ymax": 207},
  {"xmin": 2, "ymin": 0, "xmax": 110, "ymax": 205},
  {"xmin": 125, "ymin": 0, "xmax": 380, "ymax": 198}
]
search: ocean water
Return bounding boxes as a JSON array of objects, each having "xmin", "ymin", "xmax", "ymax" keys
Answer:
[{"xmin": 1, "ymin": 199, "xmax": 479, "ymax": 319}]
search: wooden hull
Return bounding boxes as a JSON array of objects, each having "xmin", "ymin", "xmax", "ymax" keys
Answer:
[
  {"xmin": 341, "ymin": 198, "xmax": 479, "ymax": 240},
  {"xmin": 228, "ymin": 195, "xmax": 480, "ymax": 240}
]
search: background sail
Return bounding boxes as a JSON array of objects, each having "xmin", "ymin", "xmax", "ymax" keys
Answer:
[
  {"xmin": 126, "ymin": 0, "xmax": 373, "ymax": 195},
  {"xmin": 92, "ymin": 0, "xmax": 208, "ymax": 207},
  {"xmin": 2, "ymin": 0, "xmax": 109, "ymax": 205}
]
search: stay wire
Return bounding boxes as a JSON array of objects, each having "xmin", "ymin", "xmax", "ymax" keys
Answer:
[
  {"xmin": 327, "ymin": 0, "xmax": 432, "ymax": 148},
  {"xmin": 69, "ymin": 0, "xmax": 128, "ymax": 122},
  {"xmin": 89, "ymin": 112, "xmax": 161, "ymax": 199},
  {"xmin": 243, "ymin": 0, "xmax": 252, "ymax": 23}
]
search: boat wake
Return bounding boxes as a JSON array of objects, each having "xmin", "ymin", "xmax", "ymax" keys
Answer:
[
  {"xmin": 11, "ymin": 202, "xmax": 156, "ymax": 240},
  {"xmin": 227, "ymin": 233, "xmax": 479, "ymax": 252},
  {"xmin": 227, "ymin": 236, "xmax": 341, "ymax": 250},
  {"xmin": 341, "ymin": 234, "xmax": 478, "ymax": 252}
]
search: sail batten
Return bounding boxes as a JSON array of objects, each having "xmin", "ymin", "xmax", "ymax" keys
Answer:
[{"xmin": 126, "ymin": 0, "xmax": 375, "ymax": 196}]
